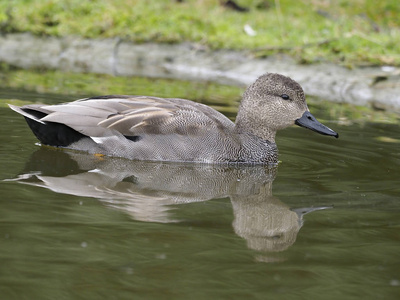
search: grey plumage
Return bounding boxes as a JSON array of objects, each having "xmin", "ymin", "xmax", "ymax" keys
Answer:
[{"xmin": 9, "ymin": 73, "xmax": 338, "ymax": 164}]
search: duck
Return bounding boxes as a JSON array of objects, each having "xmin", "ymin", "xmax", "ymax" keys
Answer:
[{"xmin": 9, "ymin": 73, "xmax": 338, "ymax": 164}]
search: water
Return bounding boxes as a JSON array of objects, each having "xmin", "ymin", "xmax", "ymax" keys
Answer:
[{"xmin": 1, "ymin": 72, "xmax": 400, "ymax": 300}]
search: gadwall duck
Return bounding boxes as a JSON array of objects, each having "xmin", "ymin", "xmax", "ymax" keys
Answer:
[{"xmin": 9, "ymin": 73, "xmax": 338, "ymax": 164}]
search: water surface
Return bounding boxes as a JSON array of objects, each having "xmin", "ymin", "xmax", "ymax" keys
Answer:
[{"xmin": 0, "ymin": 73, "xmax": 399, "ymax": 300}]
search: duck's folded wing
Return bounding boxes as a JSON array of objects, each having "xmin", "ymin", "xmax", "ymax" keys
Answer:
[{"xmin": 23, "ymin": 96, "xmax": 234, "ymax": 138}]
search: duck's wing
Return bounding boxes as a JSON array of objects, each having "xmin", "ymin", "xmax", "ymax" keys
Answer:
[{"xmin": 13, "ymin": 96, "xmax": 235, "ymax": 138}]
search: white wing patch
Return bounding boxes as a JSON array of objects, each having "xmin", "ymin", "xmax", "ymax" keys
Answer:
[{"xmin": 91, "ymin": 137, "xmax": 108, "ymax": 144}]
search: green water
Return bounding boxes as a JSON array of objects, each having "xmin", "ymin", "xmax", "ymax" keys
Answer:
[{"xmin": 0, "ymin": 73, "xmax": 400, "ymax": 300}]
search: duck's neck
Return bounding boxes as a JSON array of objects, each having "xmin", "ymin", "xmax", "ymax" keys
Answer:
[{"xmin": 235, "ymin": 117, "xmax": 276, "ymax": 143}]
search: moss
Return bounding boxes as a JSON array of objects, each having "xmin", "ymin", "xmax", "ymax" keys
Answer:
[{"xmin": 0, "ymin": 0, "xmax": 399, "ymax": 66}]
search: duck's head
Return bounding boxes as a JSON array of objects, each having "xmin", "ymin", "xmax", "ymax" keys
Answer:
[{"xmin": 235, "ymin": 73, "xmax": 338, "ymax": 142}]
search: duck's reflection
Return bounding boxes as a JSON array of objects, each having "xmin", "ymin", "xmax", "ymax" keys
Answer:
[{"xmin": 11, "ymin": 148, "xmax": 329, "ymax": 260}]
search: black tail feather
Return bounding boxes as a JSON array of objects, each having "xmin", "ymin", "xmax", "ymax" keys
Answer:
[{"xmin": 22, "ymin": 108, "xmax": 86, "ymax": 147}]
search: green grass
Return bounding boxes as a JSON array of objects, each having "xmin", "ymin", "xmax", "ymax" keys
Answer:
[{"xmin": 0, "ymin": 0, "xmax": 399, "ymax": 66}]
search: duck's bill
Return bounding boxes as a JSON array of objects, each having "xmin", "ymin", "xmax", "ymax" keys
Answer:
[{"xmin": 295, "ymin": 111, "xmax": 339, "ymax": 138}]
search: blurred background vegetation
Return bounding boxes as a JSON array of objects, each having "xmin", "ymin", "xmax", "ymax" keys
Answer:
[
  {"xmin": 0, "ymin": 0, "xmax": 398, "ymax": 66},
  {"xmin": 3, "ymin": 63, "xmax": 399, "ymax": 123}
]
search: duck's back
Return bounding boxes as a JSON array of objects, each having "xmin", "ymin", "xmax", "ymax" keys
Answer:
[{"xmin": 10, "ymin": 96, "xmax": 251, "ymax": 163}]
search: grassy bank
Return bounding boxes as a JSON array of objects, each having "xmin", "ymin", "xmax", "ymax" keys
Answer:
[{"xmin": 0, "ymin": 0, "xmax": 399, "ymax": 66}]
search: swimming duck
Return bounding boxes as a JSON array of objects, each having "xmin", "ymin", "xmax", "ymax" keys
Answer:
[{"xmin": 9, "ymin": 73, "xmax": 338, "ymax": 164}]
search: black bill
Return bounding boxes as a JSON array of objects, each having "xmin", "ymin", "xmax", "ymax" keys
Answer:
[{"xmin": 295, "ymin": 111, "xmax": 339, "ymax": 138}]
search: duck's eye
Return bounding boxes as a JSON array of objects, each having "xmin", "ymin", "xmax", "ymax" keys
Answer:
[{"xmin": 281, "ymin": 94, "xmax": 290, "ymax": 100}]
